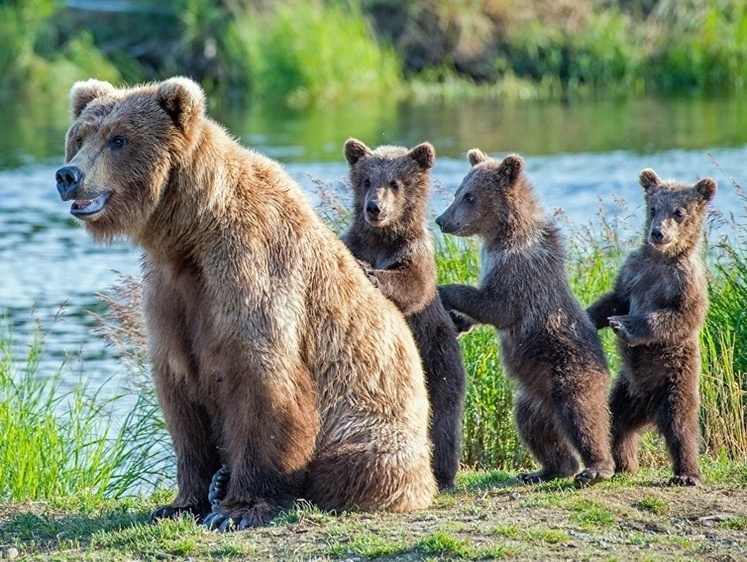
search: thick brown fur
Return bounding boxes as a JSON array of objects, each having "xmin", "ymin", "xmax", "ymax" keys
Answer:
[
  {"xmin": 56, "ymin": 77, "xmax": 436, "ymax": 528},
  {"xmin": 436, "ymin": 149, "xmax": 614, "ymax": 487},
  {"xmin": 587, "ymin": 169, "xmax": 717, "ymax": 486},
  {"xmin": 340, "ymin": 138, "xmax": 467, "ymax": 490}
]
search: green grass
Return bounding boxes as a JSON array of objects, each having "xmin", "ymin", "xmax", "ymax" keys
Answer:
[
  {"xmin": 3, "ymin": 463, "xmax": 746, "ymax": 560},
  {"xmin": 0, "ymin": 315, "xmax": 169, "ymax": 503},
  {"xmin": 228, "ymin": 0, "xmax": 401, "ymax": 108}
]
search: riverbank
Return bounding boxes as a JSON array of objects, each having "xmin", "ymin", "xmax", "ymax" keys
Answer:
[
  {"xmin": 3, "ymin": 0, "xmax": 746, "ymax": 108},
  {"xmin": 2, "ymin": 462, "xmax": 746, "ymax": 560}
]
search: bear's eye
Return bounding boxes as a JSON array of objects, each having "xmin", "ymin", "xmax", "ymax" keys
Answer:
[
  {"xmin": 650, "ymin": 206, "xmax": 656, "ymax": 216},
  {"xmin": 75, "ymin": 136, "xmax": 83, "ymax": 149},
  {"xmin": 109, "ymin": 135, "xmax": 127, "ymax": 150},
  {"xmin": 389, "ymin": 180, "xmax": 400, "ymax": 191},
  {"xmin": 673, "ymin": 209, "xmax": 685, "ymax": 221},
  {"xmin": 464, "ymin": 193, "xmax": 476, "ymax": 204},
  {"xmin": 363, "ymin": 178, "xmax": 371, "ymax": 188}
]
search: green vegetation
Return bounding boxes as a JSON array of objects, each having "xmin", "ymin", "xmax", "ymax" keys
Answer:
[
  {"xmin": 3, "ymin": 0, "xmax": 747, "ymax": 107},
  {"xmin": 2, "ymin": 464, "xmax": 746, "ymax": 560},
  {"xmin": 0, "ymin": 315, "xmax": 169, "ymax": 502}
]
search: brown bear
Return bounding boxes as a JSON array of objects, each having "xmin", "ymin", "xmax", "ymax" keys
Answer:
[
  {"xmin": 340, "ymin": 138, "xmax": 467, "ymax": 490},
  {"xmin": 587, "ymin": 168, "xmax": 717, "ymax": 486},
  {"xmin": 55, "ymin": 77, "xmax": 436, "ymax": 529},
  {"xmin": 435, "ymin": 149, "xmax": 614, "ymax": 487}
]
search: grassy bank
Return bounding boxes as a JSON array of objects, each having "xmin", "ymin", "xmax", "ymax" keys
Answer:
[
  {"xmin": 1, "ymin": 462, "xmax": 746, "ymax": 560},
  {"xmin": 3, "ymin": 0, "xmax": 747, "ymax": 107}
]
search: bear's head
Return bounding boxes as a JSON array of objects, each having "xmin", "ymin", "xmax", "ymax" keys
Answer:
[
  {"xmin": 435, "ymin": 149, "xmax": 526, "ymax": 238},
  {"xmin": 639, "ymin": 168, "xmax": 717, "ymax": 256},
  {"xmin": 344, "ymin": 138, "xmax": 435, "ymax": 229},
  {"xmin": 55, "ymin": 77, "xmax": 206, "ymax": 242}
]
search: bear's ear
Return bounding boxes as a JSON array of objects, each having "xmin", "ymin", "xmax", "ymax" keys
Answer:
[
  {"xmin": 467, "ymin": 148, "xmax": 487, "ymax": 167},
  {"xmin": 639, "ymin": 168, "xmax": 661, "ymax": 192},
  {"xmin": 70, "ymin": 79, "xmax": 116, "ymax": 118},
  {"xmin": 155, "ymin": 76, "xmax": 205, "ymax": 131},
  {"xmin": 497, "ymin": 154, "xmax": 524, "ymax": 184},
  {"xmin": 408, "ymin": 142, "xmax": 435, "ymax": 170},
  {"xmin": 344, "ymin": 138, "xmax": 372, "ymax": 166},
  {"xmin": 695, "ymin": 177, "xmax": 717, "ymax": 201}
]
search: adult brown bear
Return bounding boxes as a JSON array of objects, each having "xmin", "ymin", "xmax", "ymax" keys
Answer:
[{"xmin": 55, "ymin": 77, "xmax": 436, "ymax": 529}]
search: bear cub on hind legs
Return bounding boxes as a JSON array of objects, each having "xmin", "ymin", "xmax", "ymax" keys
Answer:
[
  {"xmin": 436, "ymin": 149, "xmax": 614, "ymax": 488},
  {"xmin": 587, "ymin": 169, "xmax": 717, "ymax": 486},
  {"xmin": 340, "ymin": 138, "xmax": 468, "ymax": 491}
]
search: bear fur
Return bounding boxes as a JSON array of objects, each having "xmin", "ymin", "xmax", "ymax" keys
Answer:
[
  {"xmin": 55, "ymin": 77, "xmax": 436, "ymax": 528},
  {"xmin": 340, "ymin": 138, "xmax": 467, "ymax": 490},
  {"xmin": 435, "ymin": 149, "xmax": 614, "ymax": 487},
  {"xmin": 587, "ymin": 168, "xmax": 717, "ymax": 486}
]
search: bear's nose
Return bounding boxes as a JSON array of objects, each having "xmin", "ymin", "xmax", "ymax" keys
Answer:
[
  {"xmin": 650, "ymin": 227, "xmax": 664, "ymax": 243},
  {"xmin": 366, "ymin": 201, "xmax": 380, "ymax": 217},
  {"xmin": 56, "ymin": 166, "xmax": 83, "ymax": 200},
  {"xmin": 435, "ymin": 215, "xmax": 444, "ymax": 227}
]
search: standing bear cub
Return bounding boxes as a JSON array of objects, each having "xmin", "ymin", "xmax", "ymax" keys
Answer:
[
  {"xmin": 341, "ymin": 138, "xmax": 467, "ymax": 490},
  {"xmin": 55, "ymin": 77, "xmax": 436, "ymax": 529},
  {"xmin": 587, "ymin": 169, "xmax": 717, "ymax": 486},
  {"xmin": 436, "ymin": 150, "xmax": 614, "ymax": 487}
]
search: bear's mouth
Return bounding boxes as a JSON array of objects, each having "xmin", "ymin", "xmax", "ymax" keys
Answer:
[
  {"xmin": 365, "ymin": 213, "xmax": 390, "ymax": 227},
  {"xmin": 71, "ymin": 192, "xmax": 112, "ymax": 219}
]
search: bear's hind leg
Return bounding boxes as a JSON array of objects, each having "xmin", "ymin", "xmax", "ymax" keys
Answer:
[
  {"xmin": 609, "ymin": 375, "xmax": 649, "ymax": 476},
  {"xmin": 655, "ymin": 380, "xmax": 701, "ymax": 486},
  {"xmin": 305, "ymin": 429, "xmax": 436, "ymax": 513},
  {"xmin": 515, "ymin": 394, "xmax": 579, "ymax": 484},
  {"xmin": 552, "ymin": 370, "xmax": 614, "ymax": 488},
  {"xmin": 423, "ymin": 331, "xmax": 467, "ymax": 491},
  {"xmin": 204, "ymin": 361, "xmax": 319, "ymax": 530}
]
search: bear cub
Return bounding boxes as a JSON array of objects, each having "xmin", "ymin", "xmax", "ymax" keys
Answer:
[
  {"xmin": 341, "ymin": 138, "xmax": 467, "ymax": 490},
  {"xmin": 436, "ymin": 149, "xmax": 614, "ymax": 487},
  {"xmin": 587, "ymin": 169, "xmax": 717, "ymax": 486}
]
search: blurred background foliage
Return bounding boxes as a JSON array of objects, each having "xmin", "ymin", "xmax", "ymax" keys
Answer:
[{"xmin": 2, "ymin": 0, "xmax": 747, "ymax": 108}]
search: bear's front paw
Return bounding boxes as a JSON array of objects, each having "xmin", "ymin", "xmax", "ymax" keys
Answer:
[
  {"xmin": 149, "ymin": 502, "xmax": 209, "ymax": 524},
  {"xmin": 203, "ymin": 499, "xmax": 283, "ymax": 531},
  {"xmin": 669, "ymin": 474, "xmax": 701, "ymax": 487},
  {"xmin": 608, "ymin": 316, "xmax": 635, "ymax": 345},
  {"xmin": 573, "ymin": 467, "xmax": 613, "ymax": 488},
  {"xmin": 356, "ymin": 259, "xmax": 379, "ymax": 287},
  {"xmin": 448, "ymin": 309, "xmax": 476, "ymax": 334}
]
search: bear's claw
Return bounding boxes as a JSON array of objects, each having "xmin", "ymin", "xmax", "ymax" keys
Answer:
[
  {"xmin": 669, "ymin": 474, "xmax": 700, "ymax": 486},
  {"xmin": 208, "ymin": 465, "xmax": 230, "ymax": 508},
  {"xmin": 573, "ymin": 467, "xmax": 613, "ymax": 488}
]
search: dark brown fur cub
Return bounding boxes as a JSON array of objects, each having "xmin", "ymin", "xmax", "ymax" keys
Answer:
[
  {"xmin": 341, "ymin": 138, "xmax": 467, "ymax": 490},
  {"xmin": 436, "ymin": 149, "xmax": 614, "ymax": 487},
  {"xmin": 56, "ymin": 78, "xmax": 435, "ymax": 529},
  {"xmin": 587, "ymin": 169, "xmax": 717, "ymax": 486}
]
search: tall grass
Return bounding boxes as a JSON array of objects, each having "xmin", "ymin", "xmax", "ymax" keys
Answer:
[
  {"xmin": 227, "ymin": 0, "xmax": 401, "ymax": 107},
  {"xmin": 0, "ymin": 0, "xmax": 120, "ymax": 103},
  {"xmin": 0, "ymin": 313, "xmax": 169, "ymax": 502}
]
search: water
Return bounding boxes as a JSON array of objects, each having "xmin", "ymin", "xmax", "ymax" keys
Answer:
[{"xmin": 2, "ymin": 95, "xmax": 747, "ymax": 390}]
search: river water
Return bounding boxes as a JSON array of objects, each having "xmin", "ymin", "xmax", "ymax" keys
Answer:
[{"xmin": 2, "ymin": 94, "xmax": 747, "ymax": 390}]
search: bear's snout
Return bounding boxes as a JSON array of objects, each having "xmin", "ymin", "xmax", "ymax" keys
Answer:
[
  {"xmin": 650, "ymin": 227, "xmax": 664, "ymax": 243},
  {"xmin": 56, "ymin": 165, "xmax": 84, "ymax": 200},
  {"xmin": 366, "ymin": 201, "xmax": 381, "ymax": 218}
]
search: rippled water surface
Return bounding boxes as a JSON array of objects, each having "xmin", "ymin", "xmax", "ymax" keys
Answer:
[{"xmin": 2, "ymin": 95, "xmax": 747, "ymax": 389}]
